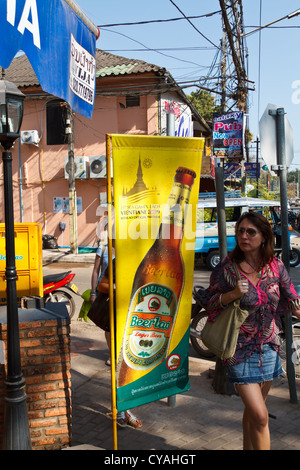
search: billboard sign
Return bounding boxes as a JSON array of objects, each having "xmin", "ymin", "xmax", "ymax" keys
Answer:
[
  {"xmin": 0, "ymin": 0, "xmax": 97, "ymax": 118},
  {"xmin": 213, "ymin": 111, "xmax": 244, "ymax": 158},
  {"xmin": 111, "ymin": 135, "xmax": 204, "ymax": 411}
]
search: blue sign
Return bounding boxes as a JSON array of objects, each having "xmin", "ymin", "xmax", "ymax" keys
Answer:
[
  {"xmin": 213, "ymin": 111, "xmax": 244, "ymax": 158},
  {"xmin": 0, "ymin": 0, "xmax": 96, "ymax": 118},
  {"xmin": 224, "ymin": 162, "xmax": 260, "ymax": 179}
]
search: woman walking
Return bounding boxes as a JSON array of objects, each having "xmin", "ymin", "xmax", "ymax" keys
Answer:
[{"xmin": 200, "ymin": 212, "xmax": 300, "ymax": 449}]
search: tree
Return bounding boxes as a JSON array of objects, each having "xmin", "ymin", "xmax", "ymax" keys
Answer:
[{"xmin": 187, "ymin": 89, "xmax": 221, "ymax": 121}]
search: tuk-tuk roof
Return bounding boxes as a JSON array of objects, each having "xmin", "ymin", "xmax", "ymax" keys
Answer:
[{"xmin": 197, "ymin": 196, "xmax": 281, "ymax": 209}]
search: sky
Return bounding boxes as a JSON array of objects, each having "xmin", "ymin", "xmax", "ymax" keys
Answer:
[{"xmin": 75, "ymin": 0, "xmax": 300, "ymax": 169}]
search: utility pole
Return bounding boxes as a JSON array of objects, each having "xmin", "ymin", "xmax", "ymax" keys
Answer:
[
  {"xmin": 212, "ymin": 0, "xmax": 249, "ymax": 396},
  {"xmin": 215, "ymin": 17, "xmax": 227, "ymax": 264},
  {"xmin": 66, "ymin": 106, "xmax": 78, "ymax": 254},
  {"xmin": 255, "ymin": 137, "xmax": 260, "ymax": 197}
]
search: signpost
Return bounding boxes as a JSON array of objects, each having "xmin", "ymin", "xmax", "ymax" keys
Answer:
[
  {"xmin": 259, "ymin": 103, "xmax": 294, "ymax": 176},
  {"xmin": 260, "ymin": 104, "xmax": 297, "ymax": 404}
]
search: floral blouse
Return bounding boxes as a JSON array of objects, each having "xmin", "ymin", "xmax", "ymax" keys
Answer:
[{"xmin": 199, "ymin": 256, "xmax": 300, "ymax": 366}]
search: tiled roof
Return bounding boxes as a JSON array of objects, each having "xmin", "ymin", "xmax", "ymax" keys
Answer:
[
  {"xmin": 5, "ymin": 53, "xmax": 38, "ymax": 87},
  {"xmin": 4, "ymin": 49, "xmax": 166, "ymax": 87},
  {"xmin": 4, "ymin": 49, "xmax": 210, "ymax": 133},
  {"xmin": 95, "ymin": 50, "xmax": 165, "ymax": 78}
]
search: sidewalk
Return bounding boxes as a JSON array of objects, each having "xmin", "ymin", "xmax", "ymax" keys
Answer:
[
  {"xmin": 43, "ymin": 249, "xmax": 300, "ymax": 451},
  {"xmin": 69, "ymin": 321, "xmax": 300, "ymax": 451},
  {"xmin": 42, "ymin": 248, "xmax": 96, "ymax": 266},
  {"xmin": 69, "ymin": 311, "xmax": 300, "ymax": 450}
]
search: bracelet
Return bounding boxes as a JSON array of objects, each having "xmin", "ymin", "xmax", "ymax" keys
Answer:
[
  {"xmin": 90, "ymin": 291, "xmax": 96, "ymax": 296},
  {"xmin": 219, "ymin": 294, "xmax": 226, "ymax": 309}
]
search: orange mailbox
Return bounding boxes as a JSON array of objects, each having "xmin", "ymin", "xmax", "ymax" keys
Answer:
[{"xmin": 0, "ymin": 223, "xmax": 43, "ymax": 304}]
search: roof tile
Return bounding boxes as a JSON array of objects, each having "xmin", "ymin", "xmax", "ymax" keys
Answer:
[{"xmin": 5, "ymin": 49, "xmax": 165, "ymax": 87}]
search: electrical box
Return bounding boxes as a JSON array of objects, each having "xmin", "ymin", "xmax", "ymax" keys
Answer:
[
  {"xmin": 0, "ymin": 223, "xmax": 43, "ymax": 304},
  {"xmin": 21, "ymin": 130, "xmax": 40, "ymax": 146},
  {"xmin": 64, "ymin": 156, "xmax": 88, "ymax": 179}
]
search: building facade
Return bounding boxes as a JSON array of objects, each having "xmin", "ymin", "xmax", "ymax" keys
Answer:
[{"xmin": 2, "ymin": 50, "xmax": 210, "ymax": 248}]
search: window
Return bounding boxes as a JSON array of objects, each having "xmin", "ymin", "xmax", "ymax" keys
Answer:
[
  {"xmin": 46, "ymin": 99, "xmax": 68, "ymax": 145},
  {"xmin": 197, "ymin": 206, "xmax": 241, "ymax": 223},
  {"xmin": 126, "ymin": 95, "xmax": 140, "ymax": 108}
]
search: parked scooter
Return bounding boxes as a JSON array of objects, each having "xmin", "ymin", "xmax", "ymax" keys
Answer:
[
  {"xmin": 272, "ymin": 213, "xmax": 300, "ymax": 267},
  {"xmin": 190, "ymin": 286, "xmax": 213, "ymax": 358},
  {"xmin": 43, "ymin": 271, "xmax": 80, "ymax": 318}
]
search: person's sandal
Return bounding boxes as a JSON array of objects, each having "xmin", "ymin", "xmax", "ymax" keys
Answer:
[
  {"xmin": 117, "ymin": 411, "xmax": 128, "ymax": 427},
  {"xmin": 125, "ymin": 410, "xmax": 143, "ymax": 428}
]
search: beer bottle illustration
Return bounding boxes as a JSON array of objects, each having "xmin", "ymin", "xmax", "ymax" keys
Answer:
[{"xmin": 118, "ymin": 167, "xmax": 196, "ymax": 387}]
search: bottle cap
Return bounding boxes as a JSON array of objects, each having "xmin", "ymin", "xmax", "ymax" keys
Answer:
[{"xmin": 175, "ymin": 167, "xmax": 196, "ymax": 184}]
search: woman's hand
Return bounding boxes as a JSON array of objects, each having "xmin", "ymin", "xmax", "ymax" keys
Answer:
[
  {"xmin": 292, "ymin": 309, "xmax": 300, "ymax": 320},
  {"xmin": 235, "ymin": 279, "xmax": 249, "ymax": 298},
  {"xmin": 220, "ymin": 280, "xmax": 248, "ymax": 307}
]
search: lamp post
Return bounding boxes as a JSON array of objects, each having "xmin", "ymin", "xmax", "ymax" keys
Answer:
[{"xmin": 0, "ymin": 76, "xmax": 31, "ymax": 449}]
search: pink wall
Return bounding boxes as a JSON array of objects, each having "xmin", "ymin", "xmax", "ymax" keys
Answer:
[{"xmin": 0, "ymin": 93, "xmax": 158, "ymax": 248}]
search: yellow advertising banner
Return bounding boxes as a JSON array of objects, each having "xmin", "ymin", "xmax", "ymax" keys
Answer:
[{"xmin": 111, "ymin": 135, "xmax": 204, "ymax": 411}]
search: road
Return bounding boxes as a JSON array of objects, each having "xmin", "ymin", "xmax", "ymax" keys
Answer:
[
  {"xmin": 43, "ymin": 259, "xmax": 300, "ymax": 322},
  {"xmin": 42, "ymin": 259, "xmax": 215, "ymax": 359}
]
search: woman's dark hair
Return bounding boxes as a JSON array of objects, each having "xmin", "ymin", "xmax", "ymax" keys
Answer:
[{"xmin": 229, "ymin": 211, "xmax": 274, "ymax": 265}]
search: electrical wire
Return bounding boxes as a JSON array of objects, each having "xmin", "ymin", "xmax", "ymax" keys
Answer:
[
  {"xmin": 105, "ymin": 47, "xmax": 215, "ymax": 52},
  {"xmin": 101, "ymin": 28, "xmax": 206, "ymax": 67},
  {"xmin": 169, "ymin": 0, "xmax": 220, "ymax": 49},
  {"xmin": 97, "ymin": 11, "xmax": 221, "ymax": 27}
]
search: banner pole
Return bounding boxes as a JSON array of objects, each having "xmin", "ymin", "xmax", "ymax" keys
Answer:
[
  {"xmin": 106, "ymin": 134, "xmax": 118, "ymax": 450},
  {"xmin": 63, "ymin": 0, "xmax": 100, "ymax": 38}
]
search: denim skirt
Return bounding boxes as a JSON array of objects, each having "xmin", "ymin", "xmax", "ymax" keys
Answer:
[{"xmin": 226, "ymin": 343, "xmax": 283, "ymax": 384}]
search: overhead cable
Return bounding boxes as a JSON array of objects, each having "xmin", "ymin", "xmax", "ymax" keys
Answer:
[
  {"xmin": 97, "ymin": 11, "xmax": 221, "ymax": 28},
  {"xmin": 241, "ymin": 8, "xmax": 300, "ymax": 37},
  {"xmin": 169, "ymin": 0, "xmax": 220, "ymax": 49},
  {"xmin": 101, "ymin": 28, "xmax": 205, "ymax": 67}
]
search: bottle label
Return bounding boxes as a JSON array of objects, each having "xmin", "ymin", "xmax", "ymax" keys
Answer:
[
  {"xmin": 161, "ymin": 182, "xmax": 192, "ymax": 227},
  {"xmin": 123, "ymin": 282, "xmax": 177, "ymax": 370}
]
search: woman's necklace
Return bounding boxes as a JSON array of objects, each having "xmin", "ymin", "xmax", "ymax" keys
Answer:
[{"xmin": 244, "ymin": 260, "xmax": 262, "ymax": 278}]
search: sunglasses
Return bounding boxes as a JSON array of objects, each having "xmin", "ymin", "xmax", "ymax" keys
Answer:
[{"xmin": 237, "ymin": 227, "xmax": 258, "ymax": 237}]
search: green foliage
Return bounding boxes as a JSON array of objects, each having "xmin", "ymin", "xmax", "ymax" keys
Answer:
[
  {"xmin": 247, "ymin": 182, "xmax": 279, "ymax": 201},
  {"xmin": 187, "ymin": 89, "xmax": 221, "ymax": 121}
]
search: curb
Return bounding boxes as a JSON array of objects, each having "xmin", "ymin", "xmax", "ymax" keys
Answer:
[{"xmin": 43, "ymin": 249, "xmax": 95, "ymax": 265}]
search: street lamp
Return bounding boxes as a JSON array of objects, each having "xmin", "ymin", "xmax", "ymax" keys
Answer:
[{"xmin": 0, "ymin": 76, "xmax": 32, "ymax": 449}]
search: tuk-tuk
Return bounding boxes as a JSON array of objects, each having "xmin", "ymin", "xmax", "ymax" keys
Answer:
[{"xmin": 195, "ymin": 193, "xmax": 300, "ymax": 269}]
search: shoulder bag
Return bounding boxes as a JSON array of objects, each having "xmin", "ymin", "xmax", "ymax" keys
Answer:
[
  {"xmin": 201, "ymin": 262, "xmax": 249, "ymax": 360},
  {"xmin": 87, "ymin": 274, "xmax": 110, "ymax": 331},
  {"xmin": 87, "ymin": 248, "xmax": 110, "ymax": 331}
]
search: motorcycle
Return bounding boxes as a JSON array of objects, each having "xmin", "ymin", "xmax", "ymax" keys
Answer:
[
  {"xmin": 190, "ymin": 286, "xmax": 213, "ymax": 359},
  {"xmin": 43, "ymin": 270, "xmax": 80, "ymax": 319},
  {"xmin": 272, "ymin": 212, "xmax": 300, "ymax": 268}
]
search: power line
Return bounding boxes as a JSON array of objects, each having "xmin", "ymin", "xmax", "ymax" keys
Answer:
[
  {"xmin": 101, "ymin": 28, "xmax": 206, "ymax": 67},
  {"xmin": 244, "ymin": 25, "xmax": 300, "ymax": 29},
  {"xmin": 241, "ymin": 8, "xmax": 300, "ymax": 37},
  {"xmin": 169, "ymin": 0, "xmax": 220, "ymax": 49},
  {"xmin": 97, "ymin": 11, "xmax": 221, "ymax": 28},
  {"xmin": 105, "ymin": 46, "xmax": 215, "ymax": 52}
]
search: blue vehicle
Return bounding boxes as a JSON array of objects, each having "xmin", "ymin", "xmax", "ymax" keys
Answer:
[{"xmin": 195, "ymin": 193, "xmax": 299, "ymax": 269}]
